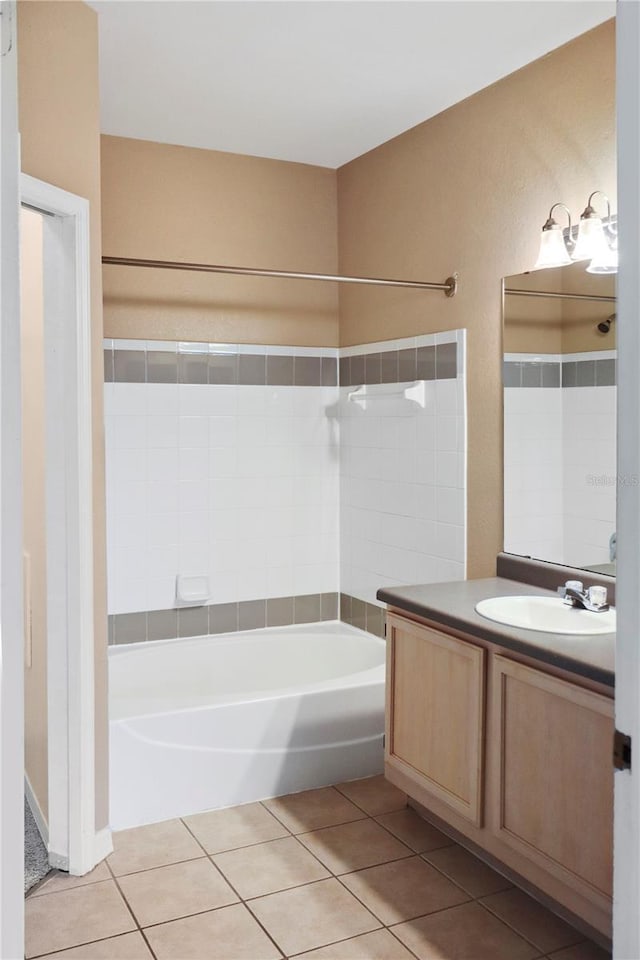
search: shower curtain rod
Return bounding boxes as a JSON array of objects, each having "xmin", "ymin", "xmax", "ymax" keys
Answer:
[
  {"xmin": 505, "ymin": 287, "xmax": 615, "ymax": 303},
  {"xmin": 102, "ymin": 256, "xmax": 459, "ymax": 297}
]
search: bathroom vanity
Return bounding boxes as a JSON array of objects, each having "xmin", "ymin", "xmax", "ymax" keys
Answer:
[{"xmin": 378, "ymin": 576, "xmax": 615, "ymax": 940}]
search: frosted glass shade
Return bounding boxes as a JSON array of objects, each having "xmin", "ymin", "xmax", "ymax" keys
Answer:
[
  {"xmin": 572, "ymin": 216, "xmax": 610, "ymax": 263},
  {"xmin": 534, "ymin": 226, "xmax": 572, "ymax": 269},
  {"xmin": 587, "ymin": 242, "xmax": 618, "ymax": 274}
]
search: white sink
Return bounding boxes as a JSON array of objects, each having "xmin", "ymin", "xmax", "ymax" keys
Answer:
[{"xmin": 475, "ymin": 596, "xmax": 616, "ymax": 635}]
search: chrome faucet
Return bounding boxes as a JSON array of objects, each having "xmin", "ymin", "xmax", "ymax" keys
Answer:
[{"xmin": 558, "ymin": 580, "xmax": 609, "ymax": 612}]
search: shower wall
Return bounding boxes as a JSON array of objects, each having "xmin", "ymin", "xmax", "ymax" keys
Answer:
[{"xmin": 105, "ymin": 330, "xmax": 467, "ymax": 642}]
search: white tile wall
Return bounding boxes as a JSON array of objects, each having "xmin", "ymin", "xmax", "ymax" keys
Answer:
[
  {"xmin": 339, "ymin": 331, "xmax": 467, "ymax": 607},
  {"xmin": 504, "ymin": 360, "xmax": 616, "ymax": 569},
  {"xmin": 105, "ymin": 377, "xmax": 340, "ymax": 614}
]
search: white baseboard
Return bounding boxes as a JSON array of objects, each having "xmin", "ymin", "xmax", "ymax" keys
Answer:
[{"xmin": 24, "ymin": 775, "xmax": 48, "ymax": 849}]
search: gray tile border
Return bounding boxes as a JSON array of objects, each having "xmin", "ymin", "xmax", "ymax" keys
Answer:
[
  {"xmin": 364, "ymin": 353, "xmax": 381, "ymax": 385},
  {"xmin": 209, "ymin": 602, "xmax": 238, "ymax": 634},
  {"xmin": 104, "ymin": 349, "xmax": 114, "ymax": 384},
  {"xmin": 339, "ymin": 356, "xmax": 351, "ymax": 387},
  {"xmin": 321, "ymin": 356, "xmax": 338, "ymax": 387},
  {"xmin": 398, "ymin": 348, "xmax": 417, "ymax": 383},
  {"xmin": 435, "ymin": 342, "xmax": 457, "ymax": 380},
  {"xmin": 147, "ymin": 609, "xmax": 178, "ymax": 642},
  {"xmin": 114, "ymin": 349, "xmax": 146, "ymax": 383},
  {"xmin": 238, "ymin": 598, "xmax": 266, "ymax": 631},
  {"xmin": 365, "ymin": 603, "xmax": 385, "ymax": 639},
  {"xmin": 503, "ymin": 362, "xmax": 521, "ymax": 388},
  {"xmin": 351, "ymin": 597, "xmax": 367, "ymax": 632},
  {"xmin": 320, "ymin": 592, "xmax": 339, "ymax": 621},
  {"xmin": 576, "ymin": 359, "xmax": 596, "ymax": 387},
  {"xmin": 562, "ymin": 362, "xmax": 577, "ymax": 388},
  {"xmin": 416, "ymin": 345, "xmax": 436, "ymax": 381},
  {"xmin": 294, "ymin": 355, "xmax": 322, "ymax": 387},
  {"xmin": 108, "ymin": 614, "xmax": 115, "ymax": 645},
  {"xmin": 596, "ymin": 358, "xmax": 616, "ymax": 386},
  {"xmin": 238, "ymin": 354, "xmax": 266, "ymax": 386},
  {"xmin": 350, "ymin": 354, "xmax": 365, "ymax": 386},
  {"xmin": 294, "ymin": 593, "xmax": 321, "ymax": 624},
  {"xmin": 113, "ymin": 611, "xmax": 147, "ymax": 645},
  {"xmin": 177, "ymin": 605, "xmax": 209, "ymax": 638},
  {"xmin": 541, "ymin": 362, "xmax": 560, "ymax": 388},
  {"xmin": 178, "ymin": 353, "xmax": 208, "ymax": 385},
  {"xmin": 209, "ymin": 353, "xmax": 238, "ymax": 385},
  {"xmin": 521, "ymin": 362, "xmax": 542, "ymax": 388},
  {"xmin": 147, "ymin": 351, "xmax": 178, "ymax": 384},
  {"xmin": 340, "ymin": 593, "xmax": 353, "ymax": 625},
  {"xmin": 266, "ymin": 354, "xmax": 294, "ymax": 386},
  {"xmin": 380, "ymin": 351, "xmax": 399, "ymax": 384},
  {"xmin": 266, "ymin": 596, "xmax": 295, "ymax": 627}
]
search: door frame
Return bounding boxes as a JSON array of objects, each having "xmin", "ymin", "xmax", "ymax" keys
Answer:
[{"xmin": 21, "ymin": 173, "xmax": 105, "ymax": 876}]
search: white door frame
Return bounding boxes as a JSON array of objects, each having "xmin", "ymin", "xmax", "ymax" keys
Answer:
[
  {"xmin": 20, "ymin": 173, "xmax": 104, "ymax": 876},
  {"xmin": 614, "ymin": 2, "xmax": 640, "ymax": 958},
  {"xmin": 1, "ymin": 2, "xmax": 25, "ymax": 957}
]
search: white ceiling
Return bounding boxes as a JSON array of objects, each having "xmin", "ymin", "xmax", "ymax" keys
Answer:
[{"xmin": 89, "ymin": 1, "xmax": 614, "ymax": 169}]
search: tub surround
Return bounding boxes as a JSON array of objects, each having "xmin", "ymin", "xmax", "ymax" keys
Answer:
[{"xmin": 377, "ymin": 576, "xmax": 614, "ymax": 687}]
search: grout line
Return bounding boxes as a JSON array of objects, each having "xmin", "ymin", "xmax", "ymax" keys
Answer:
[
  {"xmin": 27, "ymin": 930, "xmax": 148, "ymax": 960},
  {"xmin": 106, "ymin": 852, "xmax": 205, "ymax": 880},
  {"xmin": 105, "ymin": 859, "xmax": 160, "ymax": 960},
  {"xmin": 25, "ymin": 871, "xmax": 110, "ymax": 900},
  {"xmin": 181, "ymin": 815, "xmax": 286, "ymax": 959},
  {"xmin": 473, "ymin": 895, "xmax": 585, "ymax": 957}
]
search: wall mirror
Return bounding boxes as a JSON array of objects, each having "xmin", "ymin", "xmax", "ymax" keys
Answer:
[{"xmin": 502, "ymin": 263, "xmax": 616, "ymax": 575}]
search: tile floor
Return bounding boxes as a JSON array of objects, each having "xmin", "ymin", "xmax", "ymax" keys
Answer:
[{"xmin": 25, "ymin": 776, "xmax": 612, "ymax": 960}]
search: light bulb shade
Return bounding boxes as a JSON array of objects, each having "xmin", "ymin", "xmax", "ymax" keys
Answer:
[
  {"xmin": 572, "ymin": 216, "xmax": 610, "ymax": 262},
  {"xmin": 586, "ymin": 243, "xmax": 618, "ymax": 274},
  {"xmin": 534, "ymin": 226, "xmax": 572, "ymax": 269}
]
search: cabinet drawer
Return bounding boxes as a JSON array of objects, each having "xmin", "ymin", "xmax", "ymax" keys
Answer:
[{"xmin": 387, "ymin": 614, "xmax": 485, "ymax": 825}]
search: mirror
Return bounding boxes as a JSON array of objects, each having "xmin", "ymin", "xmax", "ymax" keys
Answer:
[{"xmin": 502, "ymin": 263, "xmax": 616, "ymax": 575}]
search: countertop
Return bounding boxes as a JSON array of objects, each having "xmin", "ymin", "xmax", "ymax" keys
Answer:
[{"xmin": 377, "ymin": 577, "xmax": 615, "ymax": 689}]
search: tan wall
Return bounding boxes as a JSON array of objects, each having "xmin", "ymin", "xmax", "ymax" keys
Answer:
[
  {"xmin": 20, "ymin": 209, "xmax": 48, "ymax": 820},
  {"xmin": 101, "ymin": 136, "xmax": 339, "ymax": 346},
  {"xmin": 337, "ymin": 20, "xmax": 616, "ymax": 578},
  {"xmin": 18, "ymin": 0, "xmax": 109, "ymax": 830},
  {"xmin": 503, "ymin": 262, "xmax": 616, "ymax": 354}
]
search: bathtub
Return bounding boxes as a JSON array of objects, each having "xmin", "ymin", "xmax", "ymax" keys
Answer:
[{"xmin": 109, "ymin": 621, "xmax": 385, "ymax": 829}]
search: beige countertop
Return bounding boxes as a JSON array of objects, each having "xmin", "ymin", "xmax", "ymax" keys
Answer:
[{"xmin": 377, "ymin": 577, "xmax": 615, "ymax": 688}]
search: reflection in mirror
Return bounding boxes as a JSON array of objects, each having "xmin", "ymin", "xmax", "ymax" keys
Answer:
[{"xmin": 503, "ymin": 263, "xmax": 616, "ymax": 575}]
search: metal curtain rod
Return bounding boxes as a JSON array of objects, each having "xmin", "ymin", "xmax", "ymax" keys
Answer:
[
  {"xmin": 505, "ymin": 287, "xmax": 615, "ymax": 304},
  {"xmin": 102, "ymin": 256, "xmax": 459, "ymax": 297}
]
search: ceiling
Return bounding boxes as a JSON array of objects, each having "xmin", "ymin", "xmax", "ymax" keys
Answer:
[{"xmin": 89, "ymin": 1, "xmax": 614, "ymax": 169}]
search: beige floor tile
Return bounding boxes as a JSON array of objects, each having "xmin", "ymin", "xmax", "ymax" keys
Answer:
[
  {"xmin": 391, "ymin": 900, "xmax": 541, "ymax": 960},
  {"xmin": 375, "ymin": 808, "xmax": 454, "ymax": 853},
  {"xmin": 263, "ymin": 786, "xmax": 366, "ymax": 834},
  {"xmin": 249, "ymin": 877, "xmax": 381, "ymax": 956},
  {"xmin": 423, "ymin": 844, "xmax": 512, "ymax": 897},
  {"xmin": 213, "ymin": 835, "xmax": 330, "ymax": 899},
  {"xmin": 548, "ymin": 942, "xmax": 612, "ymax": 960},
  {"xmin": 480, "ymin": 888, "xmax": 584, "ymax": 954},
  {"xmin": 108, "ymin": 819, "xmax": 203, "ymax": 876},
  {"xmin": 29, "ymin": 860, "xmax": 111, "ymax": 897},
  {"xmin": 145, "ymin": 902, "xmax": 281, "ymax": 959},
  {"xmin": 336, "ymin": 775, "xmax": 407, "ymax": 816},
  {"xmin": 293, "ymin": 929, "xmax": 417, "ymax": 959},
  {"xmin": 36, "ymin": 931, "xmax": 154, "ymax": 959},
  {"xmin": 118, "ymin": 857, "xmax": 238, "ymax": 927},
  {"xmin": 184, "ymin": 801, "xmax": 289, "ymax": 854},
  {"xmin": 298, "ymin": 818, "xmax": 412, "ymax": 874},
  {"xmin": 341, "ymin": 855, "xmax": 470, "ymax": 924},
  {"xmin": 25, "ymin": 880, "xmax": 135, "ymax": 959}
]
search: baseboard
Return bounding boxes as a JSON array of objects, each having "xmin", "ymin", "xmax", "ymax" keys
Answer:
[{"xmin": 24, "ymin": 774, "xmax": 49, "ymax": 848}]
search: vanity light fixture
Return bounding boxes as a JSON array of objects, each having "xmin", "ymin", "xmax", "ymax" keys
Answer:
[
  {"xmin": 573, "ymin": 190, "xmax": 618, "ymax": 274},
  {"xmin": 533, "ymin": 203, "xmax": 574, "ymax": 269}
]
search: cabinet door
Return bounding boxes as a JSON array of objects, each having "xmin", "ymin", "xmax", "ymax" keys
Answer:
[
  {"xmin": 490, "ymin": 655, "xmax": 613, "ymax": 901},
  {"xmin": 387, "ymin": 614, "xmax": 485, "ymax": 825}
]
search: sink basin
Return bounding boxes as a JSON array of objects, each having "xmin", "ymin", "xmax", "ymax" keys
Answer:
[{"xmin": 475, "ymin": 596, "xmax": 616, "ymax": 635}]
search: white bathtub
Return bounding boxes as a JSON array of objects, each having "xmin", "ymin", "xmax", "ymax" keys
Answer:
[{"xmin": 109, "ymin": 621, "xmax": 385, "ymax": 829}]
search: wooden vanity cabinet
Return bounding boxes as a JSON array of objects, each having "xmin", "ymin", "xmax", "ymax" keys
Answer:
[{"xmin": 385, "ymin": 611, "xmax": 614, "ymax": 937}]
